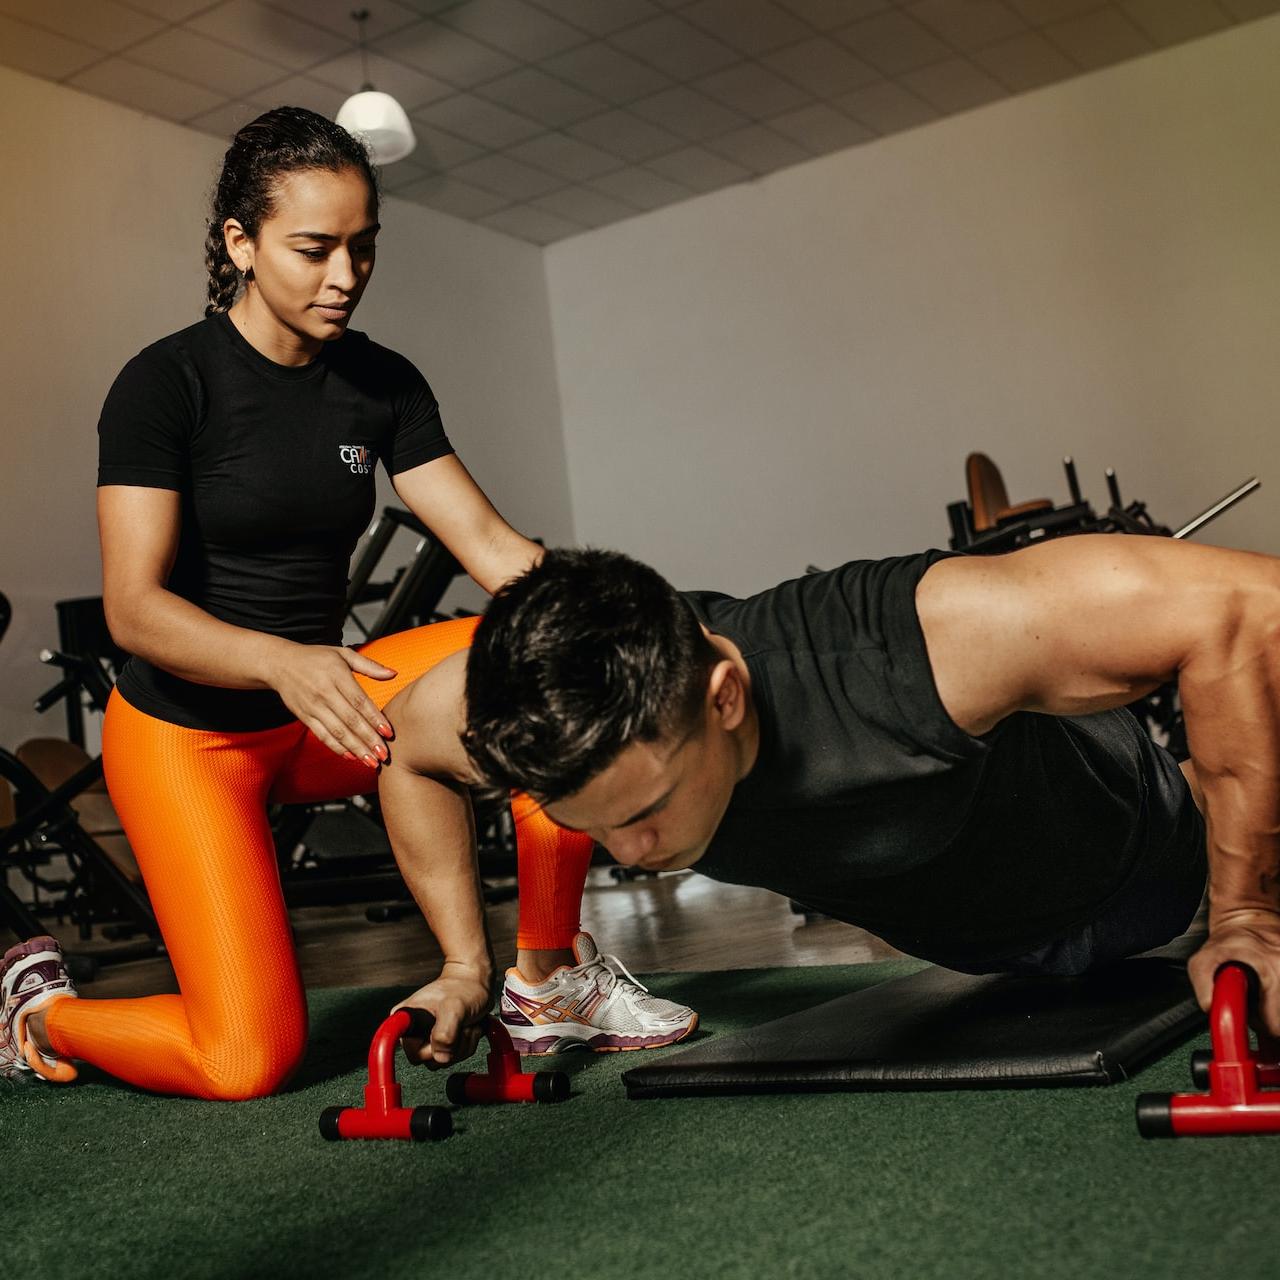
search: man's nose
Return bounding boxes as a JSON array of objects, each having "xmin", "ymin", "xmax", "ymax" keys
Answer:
[{"xmin": 609, "ymin": 827, "xmax": 657, "ymax": 867}]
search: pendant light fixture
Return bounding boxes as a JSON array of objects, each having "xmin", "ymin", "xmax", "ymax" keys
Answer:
[{"xmin": 335, "ymin": 8, "xmax": 417, "ymax": 165}]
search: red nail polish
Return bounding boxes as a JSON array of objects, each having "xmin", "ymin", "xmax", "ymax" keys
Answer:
[
  {"xmin": 377, "ymin": 722, "xmax": 393, "ymax": 738},
  {"xmin": 363, "ymin": 754, "xmax": 379, "ymax": 769},
  {"xmin": 344, "ymin": 751, "xmax": 357, "ymax": 762},
  {"xmin": 375, "ymin": 742, "xmax": 389, "ymax": 762}
]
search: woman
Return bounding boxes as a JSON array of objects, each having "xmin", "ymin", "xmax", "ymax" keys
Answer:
[{"xmin": 0, "ymin": 108, "xmax": 695, "ymax": 1096}]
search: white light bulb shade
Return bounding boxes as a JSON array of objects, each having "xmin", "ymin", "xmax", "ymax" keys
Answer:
[{"xmin": 336, "ymin": 90, "xmax": 417, "ymax": 165}]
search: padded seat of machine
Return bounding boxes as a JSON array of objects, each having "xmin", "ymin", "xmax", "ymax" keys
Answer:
[{"xmin": 622, "ymin": 941, "xmax": 1203, "ymax": 1099}]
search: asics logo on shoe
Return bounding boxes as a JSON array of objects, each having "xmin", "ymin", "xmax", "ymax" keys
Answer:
[{"xmin": 504, "ymin": 987, "xmax": 606, "ymax": 1027}]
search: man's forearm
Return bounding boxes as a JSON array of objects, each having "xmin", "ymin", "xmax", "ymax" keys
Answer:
[
  {"xmin": 1180, "ymin": 594, "xmax": 1280, "ymax": 922},
  {"xmin": 379, "ymin": 761, "xmax": 494, "ymax": 985}
]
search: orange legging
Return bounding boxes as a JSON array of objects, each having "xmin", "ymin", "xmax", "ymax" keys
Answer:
[{"xmin": 44, "ymin": 617, "xmax": 593, "ymax": 1100}]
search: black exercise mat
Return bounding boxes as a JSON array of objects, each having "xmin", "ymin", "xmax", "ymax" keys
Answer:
[{"xmin": 623, "ymin": 943, "xmax": 1205, "ymax": 1098}]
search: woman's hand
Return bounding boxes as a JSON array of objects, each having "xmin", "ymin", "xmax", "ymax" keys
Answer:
[{"xmin": 266, "ymin": 642, "xmax": 397, "ymax": 764}]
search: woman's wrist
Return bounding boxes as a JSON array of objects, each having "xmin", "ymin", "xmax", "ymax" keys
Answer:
[{"xmin": 252, "ymin": 632, "xmax": 296, "ymax": 691}]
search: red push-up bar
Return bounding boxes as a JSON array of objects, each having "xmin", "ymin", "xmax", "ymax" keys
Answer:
[
  {"xmin": 320, "ymin": 1009, "xmax": 570, "ymax": 1142},
  {"xmin": 1137, "ymin": 962, "xmax": 1280, "ymax": 1138},
  {"xmin": 447, "ymin": 1017, "xmax": 570, "ymax": 1105},
  {"xmin": 319, "ymin": 1007, "xmax": 452, "ymax": 1141}
]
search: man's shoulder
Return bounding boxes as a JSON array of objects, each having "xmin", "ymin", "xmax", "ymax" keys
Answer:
[
  {"xmin": 386, "ymin": 651, "xmax": 473, "ymax": 780},
  {"xmin": 686, "ymin": 549, "xmax": 958, "ymax": 654}
]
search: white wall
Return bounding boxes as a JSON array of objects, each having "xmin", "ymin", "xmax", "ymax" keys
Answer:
[
  {"xmin": 545, "ymin": 18, "xmax": 1280, "ymax": 597},
  {"xmin": 0, "ymin": 66, "xmax": 571, "ymax": 744}
]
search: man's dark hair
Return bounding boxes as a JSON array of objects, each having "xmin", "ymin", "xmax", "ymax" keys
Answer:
[{"xmin": 463, "ymin": 548, "xmax": 718, "ymax": 802}]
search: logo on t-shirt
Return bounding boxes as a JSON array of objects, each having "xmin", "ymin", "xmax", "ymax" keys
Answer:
[{"xmin": 339, "ymin": 444, "xmax": 374, "ymax": 475}]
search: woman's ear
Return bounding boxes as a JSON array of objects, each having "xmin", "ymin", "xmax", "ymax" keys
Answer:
[{"xmin": 223, "ymin": 218, "xmax": 253, "ymax": 275}]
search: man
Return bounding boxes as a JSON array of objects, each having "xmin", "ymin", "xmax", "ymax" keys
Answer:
[{"xmin": 377, "ymin": 536, "xmax": 1280, "ymax": 1067}]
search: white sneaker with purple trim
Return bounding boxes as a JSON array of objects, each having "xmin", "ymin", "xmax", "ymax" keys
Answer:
[
  {"xmin": 499, "ymin": 931, "xmax": 698, "ymax": 1055},
  {"xmin": 1, "ymin": 935, "xmax": 79, "ymax": 1082}
]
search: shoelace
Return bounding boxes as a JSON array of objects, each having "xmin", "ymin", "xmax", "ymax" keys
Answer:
[{"xmin": 564, "ymin": 951, "xmax": 652, "ymax": 1005}]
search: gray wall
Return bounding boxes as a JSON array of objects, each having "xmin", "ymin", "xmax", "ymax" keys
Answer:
[
  {"xmin": 544, "ymin": 18, "xmax": 1280, "ymax": 596},
  {"xmin": 0, "ymin": 65, "xmax": 572, "ymax": 745}
]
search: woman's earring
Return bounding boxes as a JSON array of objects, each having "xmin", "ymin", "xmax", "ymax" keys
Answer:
[{"xmin": 242, "ymin": 265, "xmax": 255, "ymax": 283}]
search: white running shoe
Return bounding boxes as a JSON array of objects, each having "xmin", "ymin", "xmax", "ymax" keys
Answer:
[
  {"xmin": 499, "ymin": 931, "xmax": 698, "ymax": 1055},
  {"xmin": 1, "ymin": 935, "xmax": 79, "ymax": 1082}
]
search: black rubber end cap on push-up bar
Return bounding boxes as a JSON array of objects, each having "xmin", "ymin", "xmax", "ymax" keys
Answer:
[{"xmin": 622, "ymin": 941, "xmax": 1205, "ymax": 1100}]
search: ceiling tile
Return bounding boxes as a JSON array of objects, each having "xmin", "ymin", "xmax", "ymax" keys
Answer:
[
  {"xmin": 568, "ymin": 108, "xmax": 684, "ymax": 160},
  {"xmin": 0, "ymin": 0, "xmax": 164, "ymax": 52},
  {"xmin": 452, "ymin": 151, "xmax": 567, "ymax": 199},
  {"xmin": 378, "ymin": 155, "xmax": 435, "ymax": 191},
  {"xmin": 436, "ymin": 0, "xmax": 589, "ymax": 59},
  {"xmin": 767, "ymin": 101, "xmax": 875, "ymax": 150},
  {"xmin": 906, "ymin": 0, "xmax": 1028, "ymax": 52},
  {"xmin": 1004, "ymin": 0, "xmax": 1122, "ymax": 22},
  {"xmin": 1121, "ymin": 0, "xmax": 1232, "ymax": 46},
  {"xmin": 481, "ymin": 204, "xmax": 585, "ymax": 245},
  {"xmin": 262, "ymin": 0, "xmax": 422, "ymax": 42},
  {"xmin": 972, "ymin": 29, "xmax": 1078, "ymax": 90},
  {"xmin": 530, "ymin": 0, "xmax": 663, "ymax": 35},
  {"xmin": 705, "ymin": 122, "xmax": 812, "ymax": 172},
  {"xmin": 505, "ymin": 132, "xmax": 622, "ymax": 180},
  {"xmin": 609, "ymin": 14, "xmax": 739, "ymax": 78},
  {"xmin": 683, "ymin": 0, "xmax": 812, "ymax": 55},
  {"xmin": 762, "ymin": 37, "xmax": 881, "ymax": 96},
  {"xmin": 414, "ymin": 92, "xmax": 545, "ymax": 147},
  {"xmin": 837, "ymin": 78, "xmax": 939, "ymax": 133},
  {"xmin": 67, "ymin": 56, "xmax": 225, "ymax": 122},
  {"xmin": 1043, "ymin": 8, "xmax": 1154, "ymax": 69},
  {"xmin": 308, "ymin": 48, "xmax": 453, "ymax": 110},
  {"xmin": 476, "ymin": 66, "xmax": 605, "ymax": 127},
  {"xmin": 832, "ymin": 9, "xmax": 954, "ymax": 75},
  {"xmin": 646, "ymin": 144, "xmax": 750, "ymax": 190},
  {"xmin": 695, "ymin": 62, "xmax": 812, "ymax": 119},
  {"xmin": 532, "ymin": 184, "xmax": 638, "ymax": 227},
  {"xmin": 372, "ymin": 18, "xmax": 518, "ymax": 88},
  {"xmin": 125, "ymin": 0, "xmax": 226, "ymax": 18},
  {"xmin": 126, "ymin": 28, "xmax": 290, "ymax": 98},
  {"xmin": 903, "ymin": 56, "xmax": 1007, "ymax": 112},
  {"xmin": 542, "ymin": 40, "xmax": 674, "ymax": 101},
  {"xmin": 186, "ymin": 98, "xmax": 265, "ymax": 140},
  {"xmin": 630, "ymin": 85, "xmax": 747, "ymax": 140},
  {"xmin": 188, "ymin": 2, "xmax": 349, "ymax": 68},
  {"xmin": 1218, "ymin": 0, "xmax": 1280, "ymax": 16},
  {"xmin": 589, "ymin": 165, "xmax": 692, "ymax": 210},
  {"xmin": 772, "ymin": 0, "xmax": 890, "ymax": 28},
  {"xmin": 0, "ymin": 14, "xmax": 101, "ymax": 79},
  {"xmin": 394, "ymin": 0, "xmax": 474, "ymax": 13},
  {"xmin": 397, "ymin": 174, "xmax": 512, "ymax": 218},
  {"xmin": 403, "ymin": 121, "xmax": 484, "ymax": 169},
  {"xmin": 249, "ymin": 75, "xmax": 347, "ymax": 118}
]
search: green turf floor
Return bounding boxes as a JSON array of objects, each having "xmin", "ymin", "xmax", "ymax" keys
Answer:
[{"xmin": 8, "ymin": 960, "xmax": 1280, "ymax": 1280}]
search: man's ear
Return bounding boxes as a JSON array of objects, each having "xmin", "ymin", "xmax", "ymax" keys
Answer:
[{"xmin": 708, "ymin": 660, "xmax": 746, "ymax": 731}]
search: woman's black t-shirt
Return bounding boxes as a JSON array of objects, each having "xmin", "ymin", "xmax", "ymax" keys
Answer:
[
  {"xmin": 97, "ymin": 311, "xmax": 453, "ymax": 731},
  {"xmin": 684, "ymin": 551, "xmax": 1201, "ymax": 966}
]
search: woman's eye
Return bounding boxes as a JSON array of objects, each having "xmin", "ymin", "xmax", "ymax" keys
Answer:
[{"xmin": 298, "ymin": 248, "xmax": 326, "ymax": 260}]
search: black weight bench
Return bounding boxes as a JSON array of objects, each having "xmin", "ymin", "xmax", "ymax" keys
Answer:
[{"xmin": 622, "ymin": 939, "xmax": 1204, "ymax": 1099}]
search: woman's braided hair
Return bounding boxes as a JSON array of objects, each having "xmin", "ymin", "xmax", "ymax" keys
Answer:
[{"xmin": 203, "ymin": 106, "xmax": 380, "ymax": 317}]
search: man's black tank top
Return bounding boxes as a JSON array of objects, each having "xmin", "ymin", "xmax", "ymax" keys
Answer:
[{"xmin": 683, "ymin": 551, "xmax": 1199, "ymax": 967}]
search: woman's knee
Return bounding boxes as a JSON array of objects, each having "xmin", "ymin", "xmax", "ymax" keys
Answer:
[{"xmin": 196, "ymin": 1013, "xmax": 308, "ymax": 1101}]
